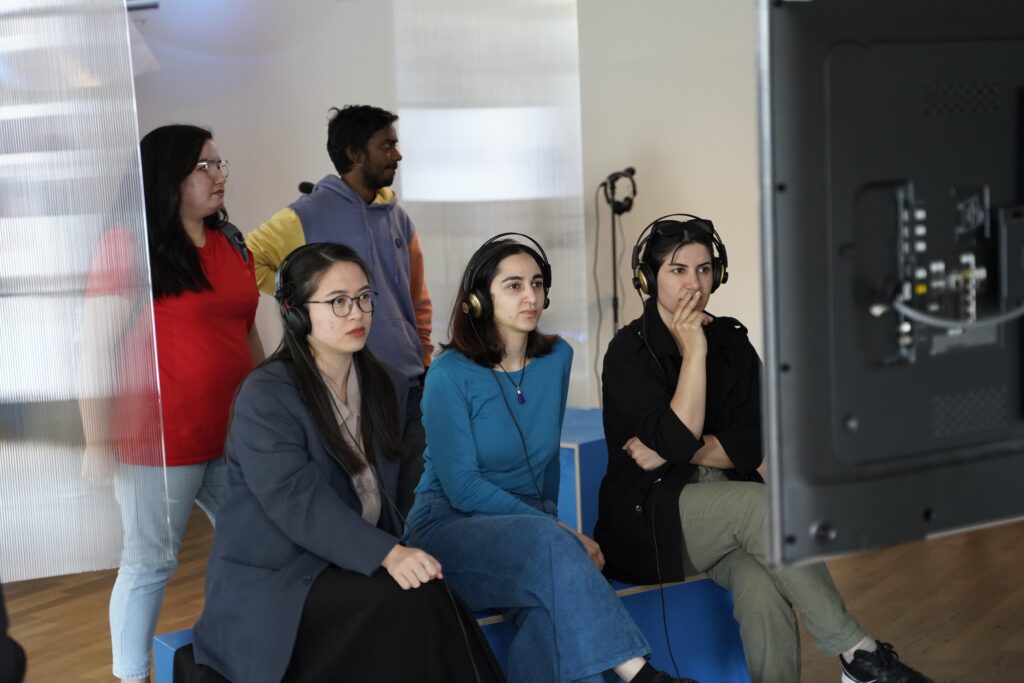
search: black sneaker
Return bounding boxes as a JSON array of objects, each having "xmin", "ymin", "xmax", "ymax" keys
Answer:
[{"xmin": 840, "ymin": 642, "xmax": 934, "ymax": 683}]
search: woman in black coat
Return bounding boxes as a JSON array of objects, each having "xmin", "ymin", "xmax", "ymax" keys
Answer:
[
  {"xmin": 595, "ymin": 216, "xmax": 933, "ymax": 683},
  {"xmin": 189, "ymin": 242, "xmax": 503, "ymax": 683}
]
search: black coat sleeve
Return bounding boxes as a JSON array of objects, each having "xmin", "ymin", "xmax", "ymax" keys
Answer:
[
  {"xmin": 602, "ymin": 333, "xmax": 704, "ymax": 466},
  {"xmin": 712, "ymin": 341, "xmax": 764, "ymax": 478}
]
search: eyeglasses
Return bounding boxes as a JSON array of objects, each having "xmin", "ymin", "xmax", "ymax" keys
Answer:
[
  {"xmin": 195, "ymin": 159, "xmax": 230, "ymax": 178},
  {"xmin": 307, "ymin": 291, "xmax": 378, "ymax": 317}
]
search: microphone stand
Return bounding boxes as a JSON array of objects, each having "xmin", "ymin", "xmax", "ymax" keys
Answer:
[
  {"xmin": 602, "ymin": 169, "xmax": 636, "ymax": 333},
  {"xmin": 592, "ymin": 168, "xmax": 634, "ymax": 401},
  {"xmin": 609, "ymin": 192, "xmax": 621, "ymax": 333}
]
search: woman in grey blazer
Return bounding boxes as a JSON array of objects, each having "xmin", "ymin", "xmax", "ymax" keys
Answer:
[{"xmin": 190, "ymin": 242, "xmax": 503, "ymax": 683}]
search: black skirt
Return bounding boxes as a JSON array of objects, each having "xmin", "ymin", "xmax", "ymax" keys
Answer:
[{"xmin": 178, "ymin": 565, "xmax": 506, "ymax": 683}]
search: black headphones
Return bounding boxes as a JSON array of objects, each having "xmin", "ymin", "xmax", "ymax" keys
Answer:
[
  {"xmin": 460, "ymin": 232, "xmax": 552, "ymax": 321},
  {"xmin": 274, "ymin": 243, "xmax": 321, "ymax": 337},
  {"xmin": 631, "ymin": 213, "xmax": 729, "ymax": 298}
]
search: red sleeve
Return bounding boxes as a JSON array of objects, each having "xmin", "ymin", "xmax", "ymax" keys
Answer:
[
  {"xmin": 85, "ymin": 227, "xmax": 140, "ymax": 298},
  {"xmin": 246, "ymin": 246, "xmax": 258, "ymax": 327}
]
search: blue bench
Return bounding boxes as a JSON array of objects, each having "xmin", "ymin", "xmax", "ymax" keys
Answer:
[
  {"xmin": 157, "ymin": 580, "xmax": 747, "ymax": 682},
  {"xmin": 155, "ymin": 408, "xmax": 750, "ymax": 682},
  {"xmin": 154, "ymin": 630, "xmax": 194, "ymax": 682}
]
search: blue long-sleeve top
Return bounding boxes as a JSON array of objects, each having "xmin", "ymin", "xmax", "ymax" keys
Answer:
[{"xmin": 415, "ymin": 338, "xmax": 573, "ymax": 517}]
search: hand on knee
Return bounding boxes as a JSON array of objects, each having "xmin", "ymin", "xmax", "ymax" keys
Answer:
[{"xmin": 381, "ymin": 544, "xmax": 443, "ymax": 590}]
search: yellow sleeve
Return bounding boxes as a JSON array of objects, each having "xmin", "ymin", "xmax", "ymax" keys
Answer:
[
  {"xmin": 245, "ymin": 208, "xmax": 307, "ymax": 295},
  {"xmin": 408, "ymin": 231, "xmax": 434, "ymax": 366}
]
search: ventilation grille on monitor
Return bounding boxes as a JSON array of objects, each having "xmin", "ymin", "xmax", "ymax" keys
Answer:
[
  {"xmin": 924, "ymin": 82, "xmax": 1002, "ymax": 115},
  {"xmin": 931, "ymin": 386, "xmax": 1008, "ymax": 437}
]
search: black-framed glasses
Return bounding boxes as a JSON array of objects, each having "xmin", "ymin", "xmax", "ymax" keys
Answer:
[
  {"xmin": 195, "ymin": 159, "xmax": 230, "ymax": 178},
  {"xmin": 307, "ymin": 291, "xmax": 377, "ymax": 317}
]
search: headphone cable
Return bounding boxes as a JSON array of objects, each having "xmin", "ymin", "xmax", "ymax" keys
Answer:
[
  {"xmin": 306, "ymin": 341, "xmax": 484, "ymax": 683},
  {"xmin": 615, "ymin": 210, "xmax": 628, "ymax": 321},
  {"xmin": 636, "ymin": 289, "xmax": 668, "ymax": 380},
  {"xmin": 630, "ymin": 272, "xmax": 680, "ymax": 677},
  {"xmin": 648, "ymin": 475, "xmax": 682, "ymax": 678},
  {"xmin": 468, "ymin": 318, "xmax": 546, "ymax": 505},
  {"xmin": 593, "ymin": 182, "xmax": 606, "ymax": 404},
  {"xmin": 442, "ymin": 580, "xmax": 484, "ymax": 683},
  {"xmin": 489, "ymin": 368, "xmax": 546, "ymax": 506}
]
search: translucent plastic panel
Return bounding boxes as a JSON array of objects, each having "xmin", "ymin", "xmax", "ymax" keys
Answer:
[
  {"xmin": 0, "ymin": 0, "xmax": 168, "ymax": 581},
  {"xmin": 394, "ymin": 0, "xmax": 592, "ymax": 406}
]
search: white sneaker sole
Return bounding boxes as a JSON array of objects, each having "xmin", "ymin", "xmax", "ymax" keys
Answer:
[{"xmin": 841, "ymin": 673, "xmax": 876, "ymax": 683}]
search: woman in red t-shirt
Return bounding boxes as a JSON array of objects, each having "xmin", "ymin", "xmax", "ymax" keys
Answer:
[{"xmin": 81, "ymin": 124, "xmax": 262, "ymax": 682}]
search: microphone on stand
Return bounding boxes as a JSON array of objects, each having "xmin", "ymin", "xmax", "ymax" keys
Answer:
[
  {"xmin": 298, "ymin": 181, "xmax": 315, "ymax": 194},
  {"xmin": 605, "ymin": 166, "xmax": 636, "ymax": 183}
]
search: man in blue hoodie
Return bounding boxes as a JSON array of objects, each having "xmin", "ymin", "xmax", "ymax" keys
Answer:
[{"xmin": 247, "ymin": 105, "xmax": 432, "ymax": 513}]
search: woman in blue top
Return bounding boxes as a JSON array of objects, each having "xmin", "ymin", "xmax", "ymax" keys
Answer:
[{"xmin": 405, "ymin": 235, "xmax": 699, "ymax": 683}]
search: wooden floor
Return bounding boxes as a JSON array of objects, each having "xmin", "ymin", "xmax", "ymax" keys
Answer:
[{"xmin": 6, "ymin": 511, "xmax": 1024, "ymax": 682}]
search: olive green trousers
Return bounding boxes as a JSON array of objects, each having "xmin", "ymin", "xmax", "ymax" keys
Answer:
[{"xmin": 679, "ymin": 467, "xmax": 867, "ymax": 683}]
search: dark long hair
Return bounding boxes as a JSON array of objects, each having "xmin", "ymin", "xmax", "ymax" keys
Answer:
[
  {"xmin": 270, "ymin": 243, "xmax": 401, "ymax": 474},
  {"xmin": 443, "ymin": 240, "xmax": 559, "ymax": 367},
  {"xmin": 139, "ymin": 124, "xmax": 228, "ymax": 299}
]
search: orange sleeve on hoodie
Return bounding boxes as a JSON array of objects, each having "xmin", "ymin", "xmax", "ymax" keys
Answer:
[{"xmin": 408, "ymin": 231, "xmax": 434, "ymax": 366}]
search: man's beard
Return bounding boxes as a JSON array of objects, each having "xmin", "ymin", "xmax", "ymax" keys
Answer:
[{"xmin": 362, "ymin": 163, "xmax": 396, "ymax": 191}]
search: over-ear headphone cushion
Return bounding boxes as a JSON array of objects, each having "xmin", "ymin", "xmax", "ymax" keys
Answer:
[
  {"xmin": 634, "ymin": 263, "xmax": 657, "ymax": 296},
  {"xmin": 711, "ymin": 258, "xmax": 729, "ymax": 293},
  {"xmin": 717, "ymin": 262, "xmax": 729, "ymax": 290},
  {"xmin": 463, "ymin": 289, "xmax": 492, "ymax": 320},
  {"xmin": 280, "ymin": 302, "xmax": 311, "ymax": 336}
]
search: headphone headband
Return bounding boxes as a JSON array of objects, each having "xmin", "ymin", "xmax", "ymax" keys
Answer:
[
  {"xmin": 274, "ymin": 243, "xmax": 318, "ymax": 303},
  {"xmin": 461, "ymin": 232, "xmax": 552, "ymax": 293}
]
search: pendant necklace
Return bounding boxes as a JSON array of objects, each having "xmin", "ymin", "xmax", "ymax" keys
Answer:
[{"xmin": 497, "ymin": 360, "xmax": 527, "ymax": 404}]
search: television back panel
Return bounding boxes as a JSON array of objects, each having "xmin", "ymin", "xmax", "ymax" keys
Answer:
[{"xmin": 760, "ymin": 0, "xmax": 1024, "ymax": 564}]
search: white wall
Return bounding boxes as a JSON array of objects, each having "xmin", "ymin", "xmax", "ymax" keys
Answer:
[
  {"xmin": 132, "ymin": 0, "xmax": 399, "ymax": 349},
  {"xmin": 131, "ymin": 0, "xmax": 765, "ymax": 408},
  {"xmin": 577, "ymin": 0, "xmax": 762, "ymax": 405},
  {"xmin": 392, "ymin": 0, "xmax": 592, "ymax": 406}
]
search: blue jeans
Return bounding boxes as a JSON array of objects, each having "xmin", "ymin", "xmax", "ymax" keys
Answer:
[
  {"xmin": 110, "ymin": 459, "xmax": 225, "ymax": 679},
  {"xmin": 404, "ymin": 488, "xmax": 650, "ymax": 683}
]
